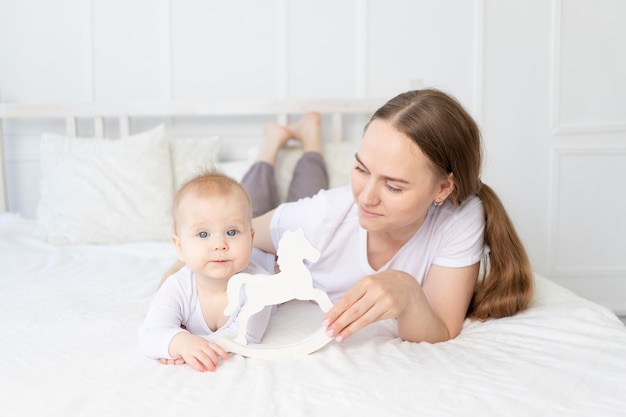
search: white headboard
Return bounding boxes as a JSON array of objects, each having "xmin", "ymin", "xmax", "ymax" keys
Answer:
[{"xmin": 0, "ymin": 99, "xmax": 382, "ymax": 213}]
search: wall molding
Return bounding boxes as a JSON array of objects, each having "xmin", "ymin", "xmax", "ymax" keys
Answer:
[
  {"xmin": 355, "ymin": 0, "xmax": 368, "ymax": 98},
  {"xmin": 548, "ymin": 145, "xmax": 626, "ymax": 276},
  {"xmin": 471, "ymin": 0, "xmax": 484, "ymax": 126},
  {"xmin": 162, "ymin": 0, "xmax": 173, "ymax": 101},
  {"xmin": 549, "ymin": 0, "xmax": 626, "ymax": 135},
  {"xmin": 277, "ymin": 0, "xmax": 289, "ymax": 101},
  {"xmin": 86, "ymin": 0, "xmax": 95, "ymax": 101}
]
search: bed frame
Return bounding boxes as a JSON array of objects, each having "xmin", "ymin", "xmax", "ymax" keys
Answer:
[
  {"xmin": 0, "ymin": 98, "xmax": 381, "ymax": 213},
  {"xmin": 1, "ymin": 99, "xmax": 626, "ymax": 416}
]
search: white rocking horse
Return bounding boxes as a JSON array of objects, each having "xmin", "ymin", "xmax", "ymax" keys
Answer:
[{"xmin": 221, "ymin": 228, "xmax": 334, "ymax": 358}]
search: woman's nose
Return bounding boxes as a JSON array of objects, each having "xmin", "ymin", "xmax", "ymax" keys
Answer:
[{"xmin": 359, "ymin": 180, "xmax": 379, "ymax": 205}]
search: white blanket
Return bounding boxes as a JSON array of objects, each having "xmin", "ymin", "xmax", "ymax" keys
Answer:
[{"xmin": 1, "ymin": 213, "xmax": 625, "ymax": 417}]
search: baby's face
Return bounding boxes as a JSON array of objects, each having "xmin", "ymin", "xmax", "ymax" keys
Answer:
[{"xmin": 173, "ymin": 189, "xmax": 253, "ymax": 283}]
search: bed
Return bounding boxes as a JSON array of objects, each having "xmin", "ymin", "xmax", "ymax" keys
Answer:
[{"xmin": 1, "ymin": 101, "xmax": 626, "ymax": 417}]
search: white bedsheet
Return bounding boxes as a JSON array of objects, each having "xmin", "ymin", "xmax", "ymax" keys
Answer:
[{"xmin": 1, "ymin": 213, "xmax": 625, "ymax": 417}]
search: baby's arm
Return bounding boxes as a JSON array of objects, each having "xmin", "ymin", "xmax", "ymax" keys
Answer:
[
  {"xmin": 168, "ymin": 332, "xmax": 229, "ymax": 372},
  {"xmin": 138, "ymin": 273, "xmax": 191, "ymax": 360}
]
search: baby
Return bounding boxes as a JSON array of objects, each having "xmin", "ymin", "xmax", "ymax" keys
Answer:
[{"xmin": 139, "ymin": 169, "xmax": 273, "ymax": 372}]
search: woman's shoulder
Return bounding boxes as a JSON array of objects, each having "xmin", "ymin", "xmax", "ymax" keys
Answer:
[
  {"xmin": 307, "ymin": 185, "xmax": 354, "ymax": 212},
  {"xmin": 439, "ymin": 195, "xmax": 484, "ymax": 219},
  {"xmin": 271, "ymin": 185, "xmax": 355, "ymax": 244},
  {"xmin": 430, "ymin": 195, "xmax": 485, "ymax": 235},
  {"xmin": 276, "ymin": 185, "xmax": 353, "ymax": 216},
  {"xmin": 309, "ymin": 185, "xmax": 353, "ymax": 203}
]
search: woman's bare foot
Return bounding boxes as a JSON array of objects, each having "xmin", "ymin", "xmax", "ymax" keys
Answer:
[
  {"xmin": 256, "ymin": 123, "xmax": 293, "ymax": 165},
  {"xmin": 290, "ymin": 112, "xmax": 322, "ymax": 154},
  {"xmin": 255, "ymin": 112, "xmax": 322, "ymax": 164}
]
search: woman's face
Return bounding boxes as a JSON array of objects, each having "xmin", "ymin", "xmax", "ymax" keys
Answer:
[{"xmin": 351, "ymin": 118, "xmax": 452, "ymax": 239}]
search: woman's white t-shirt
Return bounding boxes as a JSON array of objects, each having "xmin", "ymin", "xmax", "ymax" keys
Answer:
[{"xmin": 268, "ymin": 185, "xmax": 489, "ymax": 302}]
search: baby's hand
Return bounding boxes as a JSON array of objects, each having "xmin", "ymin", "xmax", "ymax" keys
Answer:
[
  {"xmin": 159, "ymin": 357, "xmax": 186, "ymax": 366},
  {"xmin": 168, "ymin": 332, "xmax": 229, "ymax": 372}
]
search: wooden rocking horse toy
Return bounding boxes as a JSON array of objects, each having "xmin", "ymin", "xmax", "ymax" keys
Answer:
[{"xmin": 220, "ymin": 228, "xmax": 334, "ymax": 358}]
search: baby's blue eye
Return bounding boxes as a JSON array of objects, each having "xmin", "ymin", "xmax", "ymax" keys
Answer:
[
  {"xmin": 226, "ymin": 229, "xmax": 237, "ymax": 237},
  {"xmin": 198, "ymin": 231, "xmax": 208, "ymax": 238}
]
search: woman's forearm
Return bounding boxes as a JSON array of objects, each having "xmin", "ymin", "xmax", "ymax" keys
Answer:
[
  {"xmin": 396, "ymin": 283, "xmax": 451, "ymax": 344},
  {"xmin": 251, "ymin": 209, "xmax": 277, "ymax": 253},
  {"xmin": 398, "ymin": 263, "xmax": 479, "ymax": 343}
]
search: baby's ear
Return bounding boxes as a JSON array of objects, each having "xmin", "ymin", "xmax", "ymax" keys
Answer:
[{"xmin": 171, "ymin": 234, "xmax": 185, "ymax": 261}]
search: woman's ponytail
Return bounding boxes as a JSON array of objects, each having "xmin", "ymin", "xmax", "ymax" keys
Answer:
[{"xmin": 468, "ymin": 183, "xmax": 534, "ymax": 320}]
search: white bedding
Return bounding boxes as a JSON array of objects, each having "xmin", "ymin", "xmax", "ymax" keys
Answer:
[{"xmin": 1, "ymin": 213, "xmax": 626, "ymax": 417}]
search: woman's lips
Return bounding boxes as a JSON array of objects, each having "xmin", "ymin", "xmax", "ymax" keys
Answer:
[{"xmin": 359, "ymin": 205, "xmax": 381, "ymax": 218}]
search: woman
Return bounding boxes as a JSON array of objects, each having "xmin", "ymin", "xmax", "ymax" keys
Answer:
[{"xmin": 250, "ymin": 88, "xmax": 533, "ymax": 344}]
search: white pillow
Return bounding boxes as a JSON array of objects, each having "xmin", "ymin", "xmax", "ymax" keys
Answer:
[
  {"xmin": 169, "ymin": 137, "xmax": 222, "ymax": 191},
  {"xmin": 216, "ymin": 160, "xmax": 255, "ymax": 183},
  {"xmin": 37, "ymin": 125, "xmax": 174, "ymax": 244},
  {"xmin": 321, "ymin": 141, "xmax": 359, "ymax": 188}
]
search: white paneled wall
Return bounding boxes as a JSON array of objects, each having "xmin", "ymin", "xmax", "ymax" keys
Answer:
[
  {"xmin": 1, "ymin": 0, "xmax": 625, "ymax": 313},
  {"xmin": 546, "ymin": 0, "xmax": 626, "ymax": 313},
  {"xmin": 554, "ymin": 0, "xmax": 626, "ymax": 132}
]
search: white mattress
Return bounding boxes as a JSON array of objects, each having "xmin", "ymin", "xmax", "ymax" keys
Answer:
[{"xmin": 1, "ymin": 213, "xmax": 626, "ymax": 417}]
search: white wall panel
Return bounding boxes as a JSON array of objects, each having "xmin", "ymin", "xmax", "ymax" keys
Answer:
[
  {"xmin": 550, "ymin": 147, "xmax": 626, "ymax": 273},
  {"xmin": 171, "ymin": 0, "xmax": 280, "ymax": 100},
  {"xmin": 554, "ymin": 0, "xmax": 626, "ymax": 133},
  {"xmin": 481, "ymin": 0, "xmax": 552, "ymax": 274},
  {"xmin": 546, "ymin": 0, "xmax": 626, "ymax": 311},
  {"xmin": 288, "ymin": 0, "xmax": 359, "ymax": 98},
  {"xmin": 92, "ymin": 0, "xmax": 170, "ymax": 102},
  {"xmin": 0, "ymin": 0, "xmax": 91, "ymax": 102},
  {"xmin": 367, "ymin": 0, "xmax": 476, "ymax": 109}
]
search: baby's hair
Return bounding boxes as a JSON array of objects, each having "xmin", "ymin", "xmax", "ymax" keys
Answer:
[{"xmin": 172, "ymin": 167, "xmax": 252, "ymax": 230}]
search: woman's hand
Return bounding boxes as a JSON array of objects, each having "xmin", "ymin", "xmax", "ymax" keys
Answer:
[
  {"xmin": 322, "ymin": 270, "xmax": 418, "ymax": 343},
  {"xmin": 323, "ymin": 264, "xmax": 479, "ymax": 344}
]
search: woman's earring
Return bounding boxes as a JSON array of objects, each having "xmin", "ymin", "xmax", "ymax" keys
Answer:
[{"xmin": 434, "ymin": 199, "xmax": 443, "ymax": 207}]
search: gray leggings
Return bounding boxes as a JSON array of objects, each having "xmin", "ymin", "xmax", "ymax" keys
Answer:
[{"xmin": 241, "ymin": 152, "xmax": 329, "ymax": 218}]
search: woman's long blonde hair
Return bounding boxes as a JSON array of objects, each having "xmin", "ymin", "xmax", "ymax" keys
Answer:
[{"xmin": 369, "ymin": 89, "xmax": 533, "ymax": 319}]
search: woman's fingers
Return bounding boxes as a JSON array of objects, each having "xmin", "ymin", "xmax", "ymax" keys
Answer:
[
  {"xmin": 324, "ymin": 279, "xmax": 377, "ymax": 341},
  {"xmin": 329, "ymin": 298, "xmax": 382, "ymax": 342},
  {"xmin": 323, "ymin": 272, "xmax": 413, "ymax": 342}
]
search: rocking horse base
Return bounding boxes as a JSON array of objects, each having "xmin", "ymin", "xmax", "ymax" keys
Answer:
[{"xmin": 219, "ymin": 325, "xmax": 333, "ymax": 359}]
